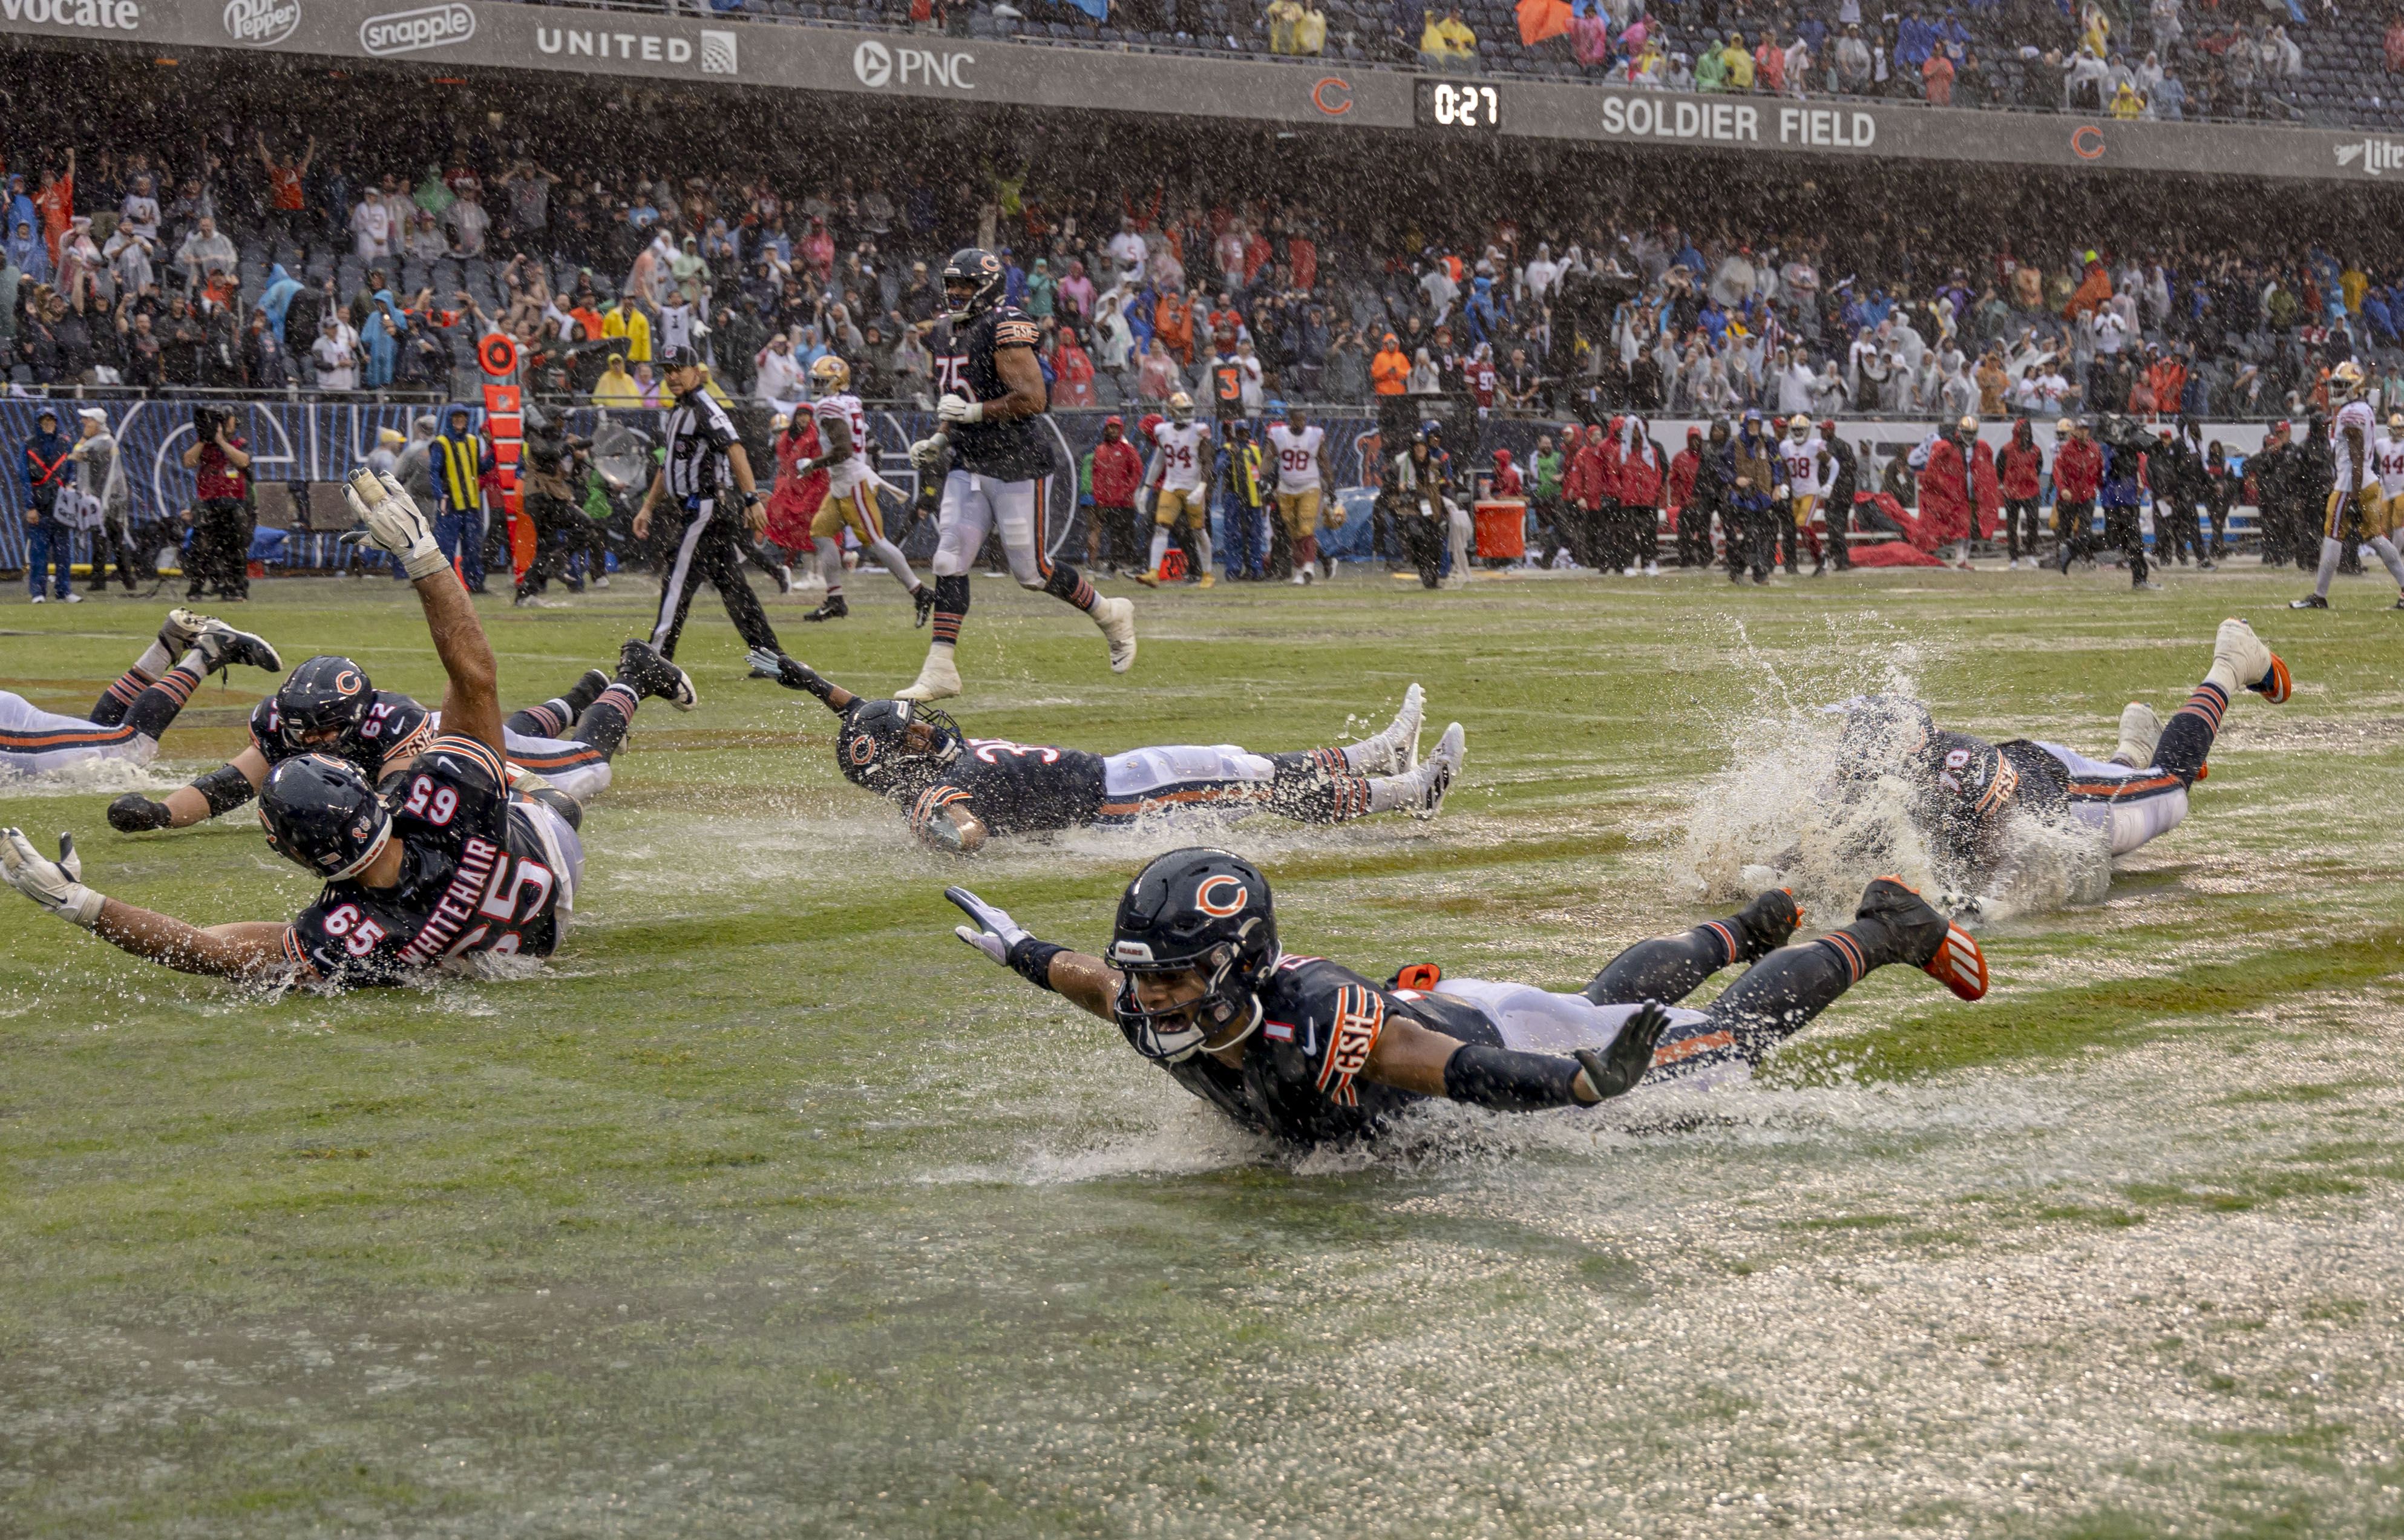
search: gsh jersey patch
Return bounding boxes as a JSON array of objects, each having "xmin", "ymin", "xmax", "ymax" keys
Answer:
[{"xmin": 1315, "ymin": 983, "xmax": 1385, "ymax": 1107}]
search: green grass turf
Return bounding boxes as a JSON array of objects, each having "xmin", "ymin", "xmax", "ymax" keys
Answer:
[{"xmin": 5, "ymin": 565, "xmax": 2404, "ymax": 1537}]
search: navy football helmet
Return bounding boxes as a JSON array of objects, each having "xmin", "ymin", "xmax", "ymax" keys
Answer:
[
  {"xmin": 272, "ymin": 656, "xmax": 376, "ymax": 755},
  {"xmin": 259, "ymin": 753, "xmax": 391, "ymax": 880},
  {"xmin": 836, "ymin": 700, "xmax": 963, "ymax": 796},
  {"xmin": 1109, "ymin": 847, "xmax": 1281, "ymax": 1063},
  {"xmin": 942, "ymin": 247, "xmax": 1007, "ymax": 324}
]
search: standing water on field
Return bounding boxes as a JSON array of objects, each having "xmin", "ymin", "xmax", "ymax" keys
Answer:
[{"xmin": 7, "ymin": 578, "xmax": 2404, "ymax": 1538}]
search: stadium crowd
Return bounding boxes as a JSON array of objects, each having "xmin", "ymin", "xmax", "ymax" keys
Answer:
[{"xmin": 0, "ymin": 70, "xmax": 2394, "ymax": 430}]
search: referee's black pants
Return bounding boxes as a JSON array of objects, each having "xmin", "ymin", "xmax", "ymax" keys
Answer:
[{"xmin": 650, "ymin": 499, "xmax": 782, "ymax": 661}]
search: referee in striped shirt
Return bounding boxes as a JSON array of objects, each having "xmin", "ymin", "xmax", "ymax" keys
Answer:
[{"xmin": 632, "ymin": 346, "xmax": 784, "ymax": 664}]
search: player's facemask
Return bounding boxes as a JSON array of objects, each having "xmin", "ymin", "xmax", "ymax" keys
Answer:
[
  {"xmin": 1114, "ymin": 951, "xmax": 1265, "ymax": 1064},
  {"xmin": 836, "ymin": 701, "xmax": 963, "ymax": 794}
]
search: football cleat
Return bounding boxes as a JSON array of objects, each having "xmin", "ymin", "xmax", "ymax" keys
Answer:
[
  {"xmin": 192, "ymin": 618, "xmax": 283, "ymax": 675},
  {"xmin": 160, "ymin": 607, "xmax": 212, "ymax": 655},
  {"xmin": 1923, "ymin": 917, "xmax": 1990, "ymax": 1001},
  {"xmin": 1856, "ymin": 876, "xmax": 1987, "ymax": 1001},
  {"xmin": 2288, "ymin": 594, "xmax": 2328, "ymax": 609},
  {"xmin": 895, "ymin": 646, "xmax": 963, "ymax": 702},
  {"xmin": 1358, "ymin": 683, "xmax": 1426, "ymax": 776},
  {"xmin": 1131, "ymin": 568, "xmax": 1162, "ymax": 589},
  {"xmin": 2214, "ymin": 618, "xmax": 2288, "ymax": 702},
  {"xmin": 801, "ymin": 595, "xmax": 849, "ymax": 623},
  {"xmin": 2110, "ymin": 702, "xmax": 2163, "ymax": 769},
  {"xmin": 1092, "ymin": 595, "xmax": 1137, "ymax": 673},
  {"xmin": 914, "ymin": 585, "xmax": 937, "ymax": 628},
  {"xmin": 574, "ymin": 668, "xmax": 612, "ymax": 706},
  {"xmin": 1409, "ymin": 722, "xmax": 1466, "ymax": 820},
  {"xmin": 1731, "ymin": 886, "xmax": 1803, "ymax": 960},
  {"xmin": 1195, "ymin": 572, "xmax": 1216, "ymax": 589},
  {"xmin": 618, "ymin": 638, "xmax": 697, "ymax": 712}
]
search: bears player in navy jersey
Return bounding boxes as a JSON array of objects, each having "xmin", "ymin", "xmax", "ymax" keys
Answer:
[
  {"xmin": 748, "ymin": 648, "xmax": 1461, "ymax": 854},
  {"xmin": 103, "ymin": 637, "xmax": 695, "ymax": 835},
  {"xmin": 944, "ymin": 848, "xmax": 1988, "ymax": 1148},
  {"xmin": 2, "ymin": 473, "xmax": 592, "ymax": 988},
  {"xmin": 1819, "ymin": 618, "xmax": 2291, "ymax": 902},
  {"xmin": 0, "ymin": 607, "xmax": 281, "ymax": 778},
  {"xmin": 896, "ymin": 247, "xmax": 1138, "ymax": 701}
]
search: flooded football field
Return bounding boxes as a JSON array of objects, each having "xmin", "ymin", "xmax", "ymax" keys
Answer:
[{"xmin": 4, "ymin": 571, "xmax": 2403, "ymax": 1536}]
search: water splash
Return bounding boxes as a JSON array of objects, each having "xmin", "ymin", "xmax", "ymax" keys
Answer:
[{"xmin": 1666, "ymin": 628, "xmax": 2111, "ymax": 923}]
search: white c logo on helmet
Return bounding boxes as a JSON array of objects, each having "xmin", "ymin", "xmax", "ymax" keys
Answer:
[{"xmin": 1195, "ymin": 876, "xmax": 1248, "ymax": 917}]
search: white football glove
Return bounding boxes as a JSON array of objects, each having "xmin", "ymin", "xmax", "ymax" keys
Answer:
[
  {"xmin": 945, "ymin": 886, "xmax": 1029, "ymax": 968},
  {"xmin": 908, "ymin": 434, "xmax": 949, "ymax": 474},
  {"xmin": 1, "ymin": 828, "xmax": 103, "ymax": 928},
  {"xmin": 339, "ymin": 470, "xmax": 448, "ymax": 580},
  {"xmin": 936, "ymin": 393, "xmax": 984, "ymax": 425}
]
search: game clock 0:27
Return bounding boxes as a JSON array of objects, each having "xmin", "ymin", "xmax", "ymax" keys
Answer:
[{"xmin": 1415, "ymin": 79, "xmax": 1502, "ymax": 131}]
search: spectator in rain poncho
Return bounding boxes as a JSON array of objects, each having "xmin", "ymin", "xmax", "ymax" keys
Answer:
[
  {"xmin": 3, "ymin": 175, "xmax": 34, "ymax": 252},
  {"xmin": 103, "ymin": 223, "xmax": 154, "ymax": 298},
  {"xmin": 7, "ymin": 218, "xmax": 50, "ymax": 286},
  {"xmin": 1092, "ymin": 292, "xmax": 1135, "ymax": 372},
  {"xmin": 755, "ymin": 331, "xmax": 807, "ymax": 412},
  {"xmin": 259, "ymin": 263, "xmax": 301, "ymax": 345},
  {"xmin": 1465, "ymin": 274, "xmax": 1506, "ymax": 345},
  {"xmin": 362, "ymin": 290, "xmax": 407, "ymax": 388}
]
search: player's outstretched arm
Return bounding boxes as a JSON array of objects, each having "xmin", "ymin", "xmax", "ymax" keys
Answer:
[
  {"xmin": 343, "ymin": 471, "xmax": 502, "ymax": 757},
  {"xmin": 744, "ymin": 649, "xmax": 857, "ymax": 715},
  {"xmin": 946, "ymin": 886, "xmax": 1117, "ymax": 1020},
  {"xmin": 113, "ymin": 746, "xmax": 272, "ymax": 832},
  {"xmin": 2, "ymin": 828, "xmax": 297, "ymax": 978}
]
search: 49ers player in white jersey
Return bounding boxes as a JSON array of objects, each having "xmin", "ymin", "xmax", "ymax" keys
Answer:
[
  {"xmin": 798, "ymin": 355, "xmax": 931, "ymax": 626},
  {"xmin": 2291, "ymin": 360, "xmax": 2404, "ymax": 610},
  {"xmin": 2374, "ymin": 412, "xmax": 2404, "ymax": 537},
  {"xmin": 1136, "ymin": 392, "xmax": 1216, "ymax": 589},
  {"xmin": 1266, "ymin": 400, "xmax": 1338, "ymax": 584},
  {"xmin": 1778, "ymin": 414, "xmax": 1835, "ymax": 575}
]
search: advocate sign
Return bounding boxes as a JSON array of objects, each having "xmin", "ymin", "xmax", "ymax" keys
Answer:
[{"xmin": 7, "ymin": 0, "xmax": 2401, "ymax": 185}]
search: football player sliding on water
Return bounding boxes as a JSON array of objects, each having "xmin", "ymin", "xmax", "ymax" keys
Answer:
[
  {"xmin": 103, "ymin": 634, "xmax": 697, "ymax": 834},
  {"xmin": 1, "ymin": 608, "xmax": 282, "ymax": 777},
  {"xmin": 942, "ymin": 848, "xmax": 1989, "ymax": 1148},
  {"xmin": 747, "ymin": 647, "xmax": 1462, "ymax": 854},
  {"xmin": 1817, "ymin": 618, "xmax": 2291, "ymax": 906},
  {"xmin": 1, "ymin": 474, "xmax": 613, "ymax": 988}
]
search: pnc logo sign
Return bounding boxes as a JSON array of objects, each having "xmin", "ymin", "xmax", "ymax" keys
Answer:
[{"xmin": 853, "ymin": 37, "xmax": 975, "ymax": 90}]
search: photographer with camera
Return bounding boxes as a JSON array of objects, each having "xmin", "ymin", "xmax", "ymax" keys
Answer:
[{"xmin": 178, "ymin": 406, "xmax": 252, "ymax": 602}]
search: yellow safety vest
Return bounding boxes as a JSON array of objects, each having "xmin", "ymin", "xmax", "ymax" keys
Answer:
[{"xmin": 431, "ymin": 433, "xmax": 482, "ymax": 513}]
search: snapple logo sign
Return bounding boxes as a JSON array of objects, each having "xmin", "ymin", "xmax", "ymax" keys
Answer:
[
  {"xmin": 223, "ymin": 0, "xmax": 300, "ymax": 45},
  {"xmin": 359, "ymin": 2, "xmax": 473, "ymax": 54}
]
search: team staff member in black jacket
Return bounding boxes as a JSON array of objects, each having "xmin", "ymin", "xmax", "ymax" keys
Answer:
[
  {"xmin": 631, "ymin": 344, "xmax": 783, "ymax": 665},
  {"xmin": 2201, "ymin": 441, "xmax": 2241, "ymax": 562},
  {"xmin": 1821, "ymin": 421, "xmax": 1860, "ymax": 571},
  {"xmin": 2250, "ymin": 423, "xmax": 2300, "ymax": 568}
]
